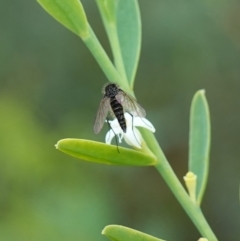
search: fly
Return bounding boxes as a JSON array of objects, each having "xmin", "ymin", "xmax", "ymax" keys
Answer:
[{"xmin": 93, "ymin": 83, "xmax": 146, "ymax": 134}]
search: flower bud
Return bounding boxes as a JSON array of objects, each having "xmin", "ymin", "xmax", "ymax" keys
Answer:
[{"xmin": 183, "ymin": 171, "xmax": 197, "ymax": 204}]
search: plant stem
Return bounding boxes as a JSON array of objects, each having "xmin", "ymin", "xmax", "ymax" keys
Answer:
[
  {"xmin": 95, "ymin": 0, "xmax": 128, "ymax": 84},
  {"xmin": 141, "ymin": 129, "xmax": 218, "ymax": 241},
  {"xmin": 106, "ymin": 23, "xmax": 128, "ymax": 83},
  {"xmin": 82, "ymin": 26, "xmax": 129, "ymax": 91}
]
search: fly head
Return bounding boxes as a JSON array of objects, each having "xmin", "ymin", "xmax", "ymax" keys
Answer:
[{"xmin": 104, "ymin": 83, "xmax": 119, "ymax": 98}]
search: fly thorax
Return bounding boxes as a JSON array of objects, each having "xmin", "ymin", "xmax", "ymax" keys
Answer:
[{"xmin": 105, "ymin": 84, "xmax": 119, "ymax": 98}]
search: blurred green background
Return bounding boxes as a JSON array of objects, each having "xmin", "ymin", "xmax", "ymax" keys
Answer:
[{"xmin": 0, "ymin": 0, "xmax": 239, "ymax": 240}]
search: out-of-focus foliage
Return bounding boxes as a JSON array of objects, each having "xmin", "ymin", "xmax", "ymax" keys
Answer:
[{"xmin": 0, "ymin": 0, "xmax": 239, "ymax": 241}]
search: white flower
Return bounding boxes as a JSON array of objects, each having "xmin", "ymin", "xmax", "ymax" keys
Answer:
[{"xmin": 105, "ymin": 113, "xmax": 155, "ymax": 148}]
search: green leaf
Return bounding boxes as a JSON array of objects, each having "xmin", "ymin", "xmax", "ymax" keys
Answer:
[
  {"xmin": 116, "ymin": 0, "xmax": 141, "ymax": 86},
  {"xmin": 96, "ymin": 0, "xmax": 128, "ymax": 82},
  {"xmin": 37, "ymin": 0, "xmax": 89, "ymax": 38},
  {"xmin": 102, "ymin": 225, "xmax": 167, "ymax": 241},
  {"xmin": 56, "ymin": 139, "xmax": 157, "ymax": 166},
  {"xmin": 96, "ymin": 0, "xmax": 116, "ymax": 23},
  {"xmin": 189, "ymin": 90, "xmax": 211, "ymax": 205}
]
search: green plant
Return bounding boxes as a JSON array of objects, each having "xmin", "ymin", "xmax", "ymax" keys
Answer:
[{"xmin": 37, "ymin": 0, "xmax": 218, "ymax": 240}]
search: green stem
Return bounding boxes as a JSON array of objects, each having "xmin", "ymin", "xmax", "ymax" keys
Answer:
[
  {"xmin": 95, "ymin": 0, "xmax": 128, "ymax": 84},
  {"xmin": 82, "ymin": 26, "xmax": 129, "ymax": 91},
  {"xmin": 106, "ymin": 23, "xmax": 128, "ymax": 83},
  {"xmin": 141, "ymin": 130, "xmax": 218, "ymax": 241}
]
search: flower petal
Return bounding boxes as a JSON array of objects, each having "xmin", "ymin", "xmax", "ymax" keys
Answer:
[
  {"xmin": 108, "ymin": 118, "xmax": 120, "ymax": 129},
  {"xmin": 106, "ymin": 128, "xmax": 124, "ymax": 145},
  {"xmin": 105, "ymin": 129, "xmax": 115, "ymax": 144},
  {"xmin": 124, "ymin": 128, "xmax": 142, "ymax": 149},
  {"xmin": 133, "ymin": 116, "xmax": 155, "ymax": 133},
  {"xmin": 105, "ymin": 113, "xmax": 155, "ymax": 149}
]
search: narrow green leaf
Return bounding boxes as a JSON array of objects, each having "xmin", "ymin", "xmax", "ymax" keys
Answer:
[
  {"xmin": 96, "ymin": 0, "xmax": 128, "ymax": 82},
  {"xmin": 37, "ymin": 0, "xmax": 89, "ymax": 38},
  {"xmin": 102, "ymin": 225, "xmax": 167, "ymax": 241},
  {"xmin": 96, "ymin": 0, "xmax": 116, "ymax": 23},
  {"xmin": 56, "ymin": 139, "xmax": 157, "ymax": 166},
  {"xmin": 116, "ymin": 0, "xmax": 141, "ymax": 86},
  {"xmin": 189, "ymin": 90, "xmax": 211, "ymax": 205}
]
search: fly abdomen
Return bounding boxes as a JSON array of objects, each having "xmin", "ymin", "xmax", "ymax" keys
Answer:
[{"xmin": 110, "ymin": 97, "xmax": 127, "ymax": 133}]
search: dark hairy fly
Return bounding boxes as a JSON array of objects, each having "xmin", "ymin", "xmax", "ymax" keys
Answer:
[
  {"xmin": 105, "ymin": 84, "xmax": 126, "ymax": 132},
  {"xmin": 93, "ymin": 83, "xmax": 146, "ymax": 134}
]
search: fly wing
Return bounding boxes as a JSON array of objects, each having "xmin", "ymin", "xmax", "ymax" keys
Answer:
[
  {"xmin": 116, "ymin": 91, "xmax": 146, "ymax": 117},
  {"xmin": 93, "ymin": 97, "xmax": 110, "ymax": 134}
]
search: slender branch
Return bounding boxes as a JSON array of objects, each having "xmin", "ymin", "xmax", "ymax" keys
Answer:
[
  {"xmin": 106, "ymin": 23, "xmax": 128, "ymax": 82},
  {"xmin": 95, "ymin": 0, "xmax": 128, "ymax": 84},
  {"xmin": 141, "ymin": 129, "xmax": 218, "ymax": 241},
  {"xmin": 82, "ymin": 26, "xmax": 129, "ymax": 91}
]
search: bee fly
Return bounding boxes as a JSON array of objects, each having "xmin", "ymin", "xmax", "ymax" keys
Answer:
[{"xmin": 93, "ymin": 83, "xmax": 146, "ymax": 135}]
